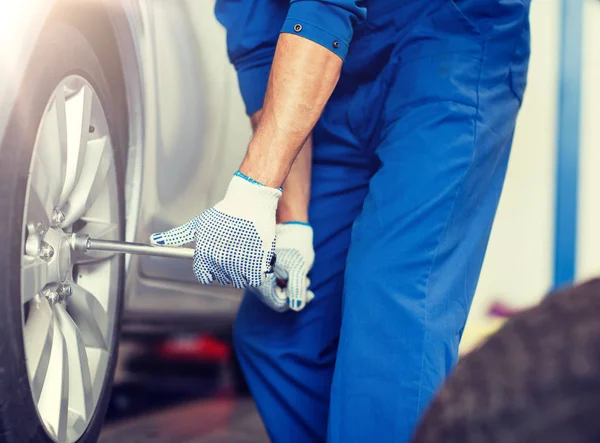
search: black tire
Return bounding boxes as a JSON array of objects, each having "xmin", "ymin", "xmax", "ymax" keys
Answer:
[
  {"xmin": 412, "ymin": 279, "xmax": 600, "ymax": 443},
  {"xmin": 0, "ymin": 21, "xmax": 126, "ymax": 443}
]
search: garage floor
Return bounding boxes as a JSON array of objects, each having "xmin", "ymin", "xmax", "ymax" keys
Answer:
[
  {"xmin": 99, "ymin": 339, "xmax": 269, "ymax": 442},
  {"xmin": 100, "ymin": 398, "xmax": 268, "ymax": 443}
]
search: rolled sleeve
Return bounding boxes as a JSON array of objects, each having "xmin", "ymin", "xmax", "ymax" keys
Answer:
[
  {"xmin": 215, "ymin": 0, "xmax": 287, "ymax": 116},
  {"xmin": 235, "ymin": 49, "xmax": 275, "ymax": 117},
  {"xmin": 282, "ymin": 0, "xmax": 367, "ymax": 60}
]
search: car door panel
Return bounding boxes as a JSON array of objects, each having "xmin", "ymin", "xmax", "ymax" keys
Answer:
[{"xmin": 126, "ymin": 0, "xmax": 252, "ymax": 322}]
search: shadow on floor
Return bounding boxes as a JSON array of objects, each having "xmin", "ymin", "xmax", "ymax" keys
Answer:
[{"xmin": 106, "ymin": 356, "xmax": 231, "ymax": 424}]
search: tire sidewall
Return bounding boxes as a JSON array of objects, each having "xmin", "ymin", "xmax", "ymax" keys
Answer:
[{"xmin": 0, "ymin": 22, "xmax": 126, "ymax": 443}]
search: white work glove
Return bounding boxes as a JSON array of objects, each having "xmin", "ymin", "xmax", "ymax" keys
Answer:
[
  {"xmin": 251, "ymin": 222, "xmax": 315, "ymax": 312},
  {"xmin": 150, "ymin": 172, "xmax": 281, "ymax": 288}
]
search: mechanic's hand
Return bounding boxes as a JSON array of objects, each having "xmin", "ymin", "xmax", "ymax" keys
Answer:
[
  {"xmin": 252, "ymin": 222, "xmax": 315, "ymax": 312},
  {"xmin": 150, "ymin": 172, "xmax": 281, "ymax": 289}
]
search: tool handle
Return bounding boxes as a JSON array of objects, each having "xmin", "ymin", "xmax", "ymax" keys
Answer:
[
  {"xmin": 72, "ymin": 234, "xmax": 195, "ymax": 259},
  {"xmin": 72, "ymin": 234, "xmax": 277, "ymax": 271}
]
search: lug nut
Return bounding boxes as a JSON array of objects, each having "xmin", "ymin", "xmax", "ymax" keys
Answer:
[
  {"xmin": 39, "ymin": 242, "xmax": 55, "ymax": 261},
  {"xmin": 58, "ymin": 285, "xmax": 72, "ymax": 299},
  {"xmin": 42, "ymin": 289, "xmax": 59, "ymax": 304},
  {"xmin": 51, "ymin": 209, "xmax": 66, "ymax": 227}
]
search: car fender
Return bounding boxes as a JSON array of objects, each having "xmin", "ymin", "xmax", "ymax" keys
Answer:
[{"xmin": 0, "ymin": 0, "xmax": 57, "ymax": 148}]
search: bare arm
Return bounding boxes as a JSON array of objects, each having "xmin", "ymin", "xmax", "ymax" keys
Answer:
[
  {"xmin": 239, "ymin": 33, "xmax": 341, "ymax": 189},
  {"xmin": 250, "ymin": 109, "xmax": 312, "ymax": 224}
]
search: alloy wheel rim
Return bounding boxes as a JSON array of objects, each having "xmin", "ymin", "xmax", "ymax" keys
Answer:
[{"xmin": 20, "ymin": 75, "xmax": 120, "ymax": 443}]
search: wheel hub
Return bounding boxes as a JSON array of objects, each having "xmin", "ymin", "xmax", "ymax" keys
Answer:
[
  {"xmin": 57, "ymin": 237, "xmax": 71, "ymax": 283},
  {"xmin": 38, "ymin": 226, "xmax": 73, "ymax": 285}
]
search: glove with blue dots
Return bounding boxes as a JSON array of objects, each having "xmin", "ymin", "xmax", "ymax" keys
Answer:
[
  {"xmin": 251, "ymin": 222, "xmax": 315, "ymax": 312},
  {"xmin": 150, "ymin": 171, "xmax": 281, "ymax": 288}
]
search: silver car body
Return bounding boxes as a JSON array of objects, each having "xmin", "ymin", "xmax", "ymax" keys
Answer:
[
  {"xmin": 123, "ymin": 0, "xmax": 250, "ymax": 333},
  {"xmin": 1, "ymin": 0, "xmax": 250, "ymax": 334}
]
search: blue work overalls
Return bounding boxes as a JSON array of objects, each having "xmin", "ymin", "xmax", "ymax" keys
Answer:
[{"xmin": 215, "ymin": 1, "xmax": 531, "ymax": 441}]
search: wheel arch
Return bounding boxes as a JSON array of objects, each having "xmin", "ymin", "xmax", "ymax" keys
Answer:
[
  {"xmin": 48, "ymin": 0, "xmax": 146, "ymax": 249},
  {"xmin": 49, "ymin": 0, "xmax": 145, "ymax": 155}
]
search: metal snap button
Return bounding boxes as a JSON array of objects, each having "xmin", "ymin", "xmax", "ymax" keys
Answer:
[
  {"xmin": 294, "ymin": 24, "xmax": 302, "ymax": 32},
  {"xmin": 333, "ymin": 40, "xmax": 339, "ymax": 48}
]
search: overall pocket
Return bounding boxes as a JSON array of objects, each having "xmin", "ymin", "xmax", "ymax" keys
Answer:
[
  {"xmin": 509, "ymin": 15, "xmax": 531, "ymax": 103},
  {"xmin": 345, "ymin": 54, "xmax": 401, "ymax": 153}
]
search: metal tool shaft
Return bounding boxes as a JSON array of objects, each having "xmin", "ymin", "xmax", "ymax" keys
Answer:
[{"xmin": 71, "ymin": 234, "xmax": 194, "ymax": 259}]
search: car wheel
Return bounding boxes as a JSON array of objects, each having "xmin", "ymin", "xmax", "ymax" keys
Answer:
[{"xmin": 0, "ymin": 22, "xmax": 126, "ymax": 443}]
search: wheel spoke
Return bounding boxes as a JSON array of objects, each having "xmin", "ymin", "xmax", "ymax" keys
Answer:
[
  {"xmin": 36, "ymin": 314, "xmax": 69, "ymax": 443},
  {"xmin": 21, "ymin": 256, "xmax": 49, "ymax": 303},
  {"xmin": 62, "ymin": 136, "xmax": 112, "ymax": 226},
  {"xmin": 23, "ymin": 300, "xmax": 54, "ymax": 403},
  {"xmin": 58, "ymin": 84, "xmax": 93, "ymax": 208},
  {"xmin": 67, "ymin": 411, "xmax": 88, "ymax": 443},
  {"xmin": 36, "ymin": 87, "xmax": 68, "ymax": 202},
  {"xmin": 27, "ymin": 163, "xmax": 54, "ymax": 229},
  {"xmin": 86, "ymin": 348, "xmax": 110, "ymax": 401},
  {"xmin": 67, "ymin": 284, "xmax": 108, "ymax": 350},
  {"xmin": 72, "ymin": 219, "xmax": 119, "ymax": 264},
  {"xmin": 55, "ymin": 303, "xmax": 93, "ymax": 420}
]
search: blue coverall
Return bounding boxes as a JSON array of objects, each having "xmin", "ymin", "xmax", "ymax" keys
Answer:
[{"xmin": 215, "ymin": 1, "xmax": 531, "ymax": 441}]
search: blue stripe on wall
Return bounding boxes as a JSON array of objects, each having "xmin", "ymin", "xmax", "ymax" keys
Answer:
[{"xmin": 553, "ymin": 0, "xmax": 584, "ymax": 288}]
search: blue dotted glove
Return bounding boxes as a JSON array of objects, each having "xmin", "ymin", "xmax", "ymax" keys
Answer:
[
  {"xmin": 251, "ymin": 222, "xmax": 315, "ymax": 312},
  {"xmin": 150, "ymin": 172, "xmax": 281, "ymax": 288}
]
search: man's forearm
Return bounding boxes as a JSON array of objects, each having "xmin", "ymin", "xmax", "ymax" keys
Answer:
[
  {"xmin": 250, "ymin": 110, "xmax": 312, "ymax": 224},
  {"xmin": 277, "ymin": 135, "xmax": 311, "ymax": 223},
  {"xmin": 239, "ymin": 33, "xmax": 342, "ymax": 188}
]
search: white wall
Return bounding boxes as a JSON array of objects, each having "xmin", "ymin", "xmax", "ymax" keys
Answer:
[{"xmin": 577, "ymin": 0, "xmax": 600, "ymax": 281}]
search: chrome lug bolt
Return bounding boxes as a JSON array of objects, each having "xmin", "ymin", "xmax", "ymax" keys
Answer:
[
  {"xmin": 42, "ymin": 289, "xmax": 59, "ymax": 304},
  {"xmin": 51, "ymin": 209, "xmax": 66, "ymax": 227},
  {"xmin": 58, "ymin": 284, "xmax": 72, "ymax": 299},
  {"xmin": 39, "ymin": 242, "xmax": 55, "ymax": 261}
]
